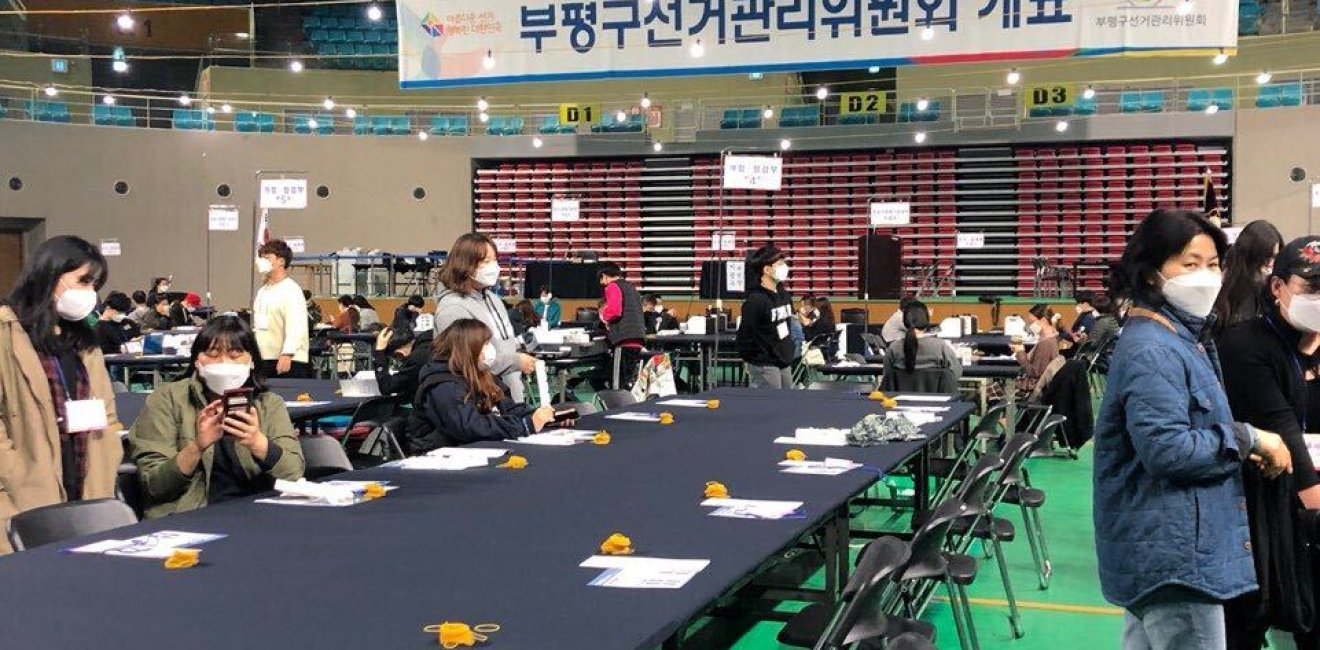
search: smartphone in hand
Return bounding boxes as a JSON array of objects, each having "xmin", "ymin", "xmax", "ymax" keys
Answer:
[{"xmin": 221, "ymin": 388, "xmax": 254, "ymax": 420}]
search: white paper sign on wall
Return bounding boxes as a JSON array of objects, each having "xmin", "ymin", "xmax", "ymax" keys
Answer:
[
  {"xmin": 722, "ymin": 155, "xmax": 783, "ymax": 191},
  {"xmin": 286, "ymin": 236, "xmax": 306, "ymax": 253},
  {"xmin": 99, "ymin": 239, "xmax": 121, "ymax": 256},
  {"xmin": 869, "ymin": 202, "xmax": 911, "ymax": 226},
  {"xmin": 1312, "ymin": 183, "xmax": 1320, "ymax": 208},
  {"xmin": 710, "ymin": 231, "xmax": 737, "ymax": 251},
  {"xmin": 725, "ymin": 261, "xmax": 746, "ymax": 293},
  {"xmin": 259, "ymin": 178, "xmax": 308, "ymax": 210},
  {"xmin": 493, "ymin": 238, "xmax": 518, "ymax": 253},
  {"xmin": 208, "ymin": 206, "xmax": 240, "ymax": 231},
  {"xmin": 551, "ymin": 198, "xmax": 581, "ymax": 222},
  {"xmin": 956, "ymin": 232, "xmax": 986, "ymax": 249}
]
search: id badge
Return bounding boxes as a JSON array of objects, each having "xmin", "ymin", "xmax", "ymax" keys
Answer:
[
  {"xmin": 776, "ymin": 322, "xmax": 789, "ymax": 340},
  {"xmin": 253, "ymin": 312, "xmax": 271, "ymax": 331},
  {"xmin": 65, "ymin": 399, "xmax": 109, "ymax": 433}
]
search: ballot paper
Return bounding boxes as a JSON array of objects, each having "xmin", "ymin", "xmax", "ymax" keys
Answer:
[
  {"xmin": 256, "ymin": 479, "xmax": 397, "ymax": 507},
  {"xmin": 394, "ymin": 456, "xmax": 490, "ymax": 471},
  {"xmin": 426, "ymin": 447, "xmax": 509, "ymax": 459},
  {"xmin": 535, "ymin": 359, "xmax": 552, "ymax": 406},
  {"xmin": 581, "ymin": 556, "xmax": 711, "ymax": 589},
  {"xmin": 339, "ymin": 371, "xmax": 381, "ymax": 398},
  {"xmin": 511, "ymin": 430, "xmax": 598, "ymax": 446},
  {"xmin": 69, "ymin": 531, "xmax": 227, "ymax": 558},
  {"xmin": 892, "ymin": 394, "xmax": 954, "ymax": 403},
  {"xmin": 286, "ymin": 401, "xmax": 331, "ymax": 408},
  {"xmin": 887, "ymin": 410, "xmax": 938, "ymax": 426},
  {"xmin": 656, "ymin": 399, "xmax": 712, "ymax": 408},
  {"xmin": 605, "ymin": 412, "xmax": 664, "ymax": 422},
  {"xmin": 894, "ymin": 405, "xmax": 952, "ymax": 413},
  {"xmin": 774, "ymin": 427, "xmax": 849, "ymax": 447},
  {"xmin": 701, "ymin": 498, "xmax": 804, "ymax": 520},
  {"xmin": 779, "ymin": 458, "xmax": 864, "ymax": 476}
]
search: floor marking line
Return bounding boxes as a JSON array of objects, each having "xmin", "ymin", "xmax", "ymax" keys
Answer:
[{"xmin": 934, "ymin": 596, "xmax": 1124, "ymax": 616}]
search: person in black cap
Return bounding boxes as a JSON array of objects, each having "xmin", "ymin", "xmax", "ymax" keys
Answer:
[
  {"xmin": 1219, "ymin": 235, "xmax": 1320, "ymax": 649},
  {"xmin": 736, "ymin": 244, "xmax": 796, "ymax": 389}
]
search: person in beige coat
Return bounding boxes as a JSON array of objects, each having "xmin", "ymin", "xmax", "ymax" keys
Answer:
[
  {"xmin": 129, "ymin": 315, "xmax": 303, "ymax": 519},
  {"xmin": 0, "ymin": 236, "xmax": 124, "ymax": 555}
]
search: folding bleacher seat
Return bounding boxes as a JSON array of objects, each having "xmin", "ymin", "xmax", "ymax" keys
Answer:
[
  {"xmin": 363, "ymin": 30, "xmax": 382, "ymax": 44},
  {"xmin": 303, "ymin": 15, "xmax": 322, "ymax": 29},
  {"xmin": 839, "ymin": 112, "xmax": 877, "ymax": 125},
  {"xmin": 738, "ymin": 108, "xmax": 762, "ymax": 128},
  {"xmin": 1141, "ymin": 91, "xmax": 1165, "ymax": 112},
  {"xmin": 1072, "ymin": 95, "xmax": 1098, "ymax": 115},
  {"xmin": 777, "ymin": 105, "xmax": 820, "ymax": 127},
  {"xmin": 1257, "ymin": 83, "xmax": 1304, "ymax": 108},
  {"xmin": 171, "ymin": 109, "xmax": 212, "ymax": 131},
  {"xmin": 1119, "ymin": 92, "xmax": 1145, "ymax": 114},
  {"xmin": 327, "ymin": 29, "xmax": 347, "ymax": 43},
  {"xmin": 446, "ymin": 115, "xmax": 469, "ymax": 136},
  {"xmin": 28, "ymin": 100, "xmax": 70, "ymax": 123},
  {"xmin": 1239, "ymin": 0, "xmax": 1261, "ymax": 35}
]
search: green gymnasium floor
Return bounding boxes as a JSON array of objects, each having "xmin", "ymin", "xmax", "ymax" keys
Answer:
[{"xmin": 678, "ymin": 445, "xmax": 1121, "ymax": 649}]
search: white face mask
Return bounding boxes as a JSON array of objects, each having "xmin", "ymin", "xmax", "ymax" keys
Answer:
[
  {"xmin": 255, "ymin": 257, "xmax": 274, "ymax": 274},
  {"xmin": 541, "ymin": 295, "xmax": 552, "ymax": 304},
  {"xmin": 55, "ymin": 283, "xmax": 98, "ymax": 322},
  {"xmin": 654, "ymin": 305, "xmax": 665, "ymax": 314},
  {"xmin": 773, "ymin": 264, "xmax": 790, "ymax": 282},
  {"xmin": 1160, "ymin": 269, "xmax": 1223, "ymax": 318},
  {"xmin": 479, "ymin": 342, "xmax": 497, "ymax": 369},
  {"xmin": 197, "ymin": 362, "xmax": 251, "ymax": 393},
  {"xmin": 474, "ymin": 261, "xmax": 501, "ymax": 288},
  {"xmin": 110, "ymin": 313, "xmax": 125, "ymax": 323},
  {"xmin": 1286, "ymin": 292, "xmax": 1320, "ymax": 334}
]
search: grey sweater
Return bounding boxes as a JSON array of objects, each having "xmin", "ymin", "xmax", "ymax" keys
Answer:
[{"xmin": 435, "ymin": 288, "xmax": 526, "ymax": 402}]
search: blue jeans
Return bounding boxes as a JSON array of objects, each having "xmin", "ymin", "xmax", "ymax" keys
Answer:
[{"xmin": 1123, "ymin": 586, "xmax": 1226, "ymax": 650}]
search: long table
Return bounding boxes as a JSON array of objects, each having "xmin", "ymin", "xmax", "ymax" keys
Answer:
[
  {"xmin": 103, "ymin": 353, "xmax": 191, "ymax": 388},
  {"xmin": 0, "ymin": 388, "xmax": 973, "ymax": 649},
  {"xmin": 647, "ymin": 332, "xmax": 739, "ymax": 391},
  {"xmin": 114, "ymin": 379, "xmax": 370, "ymax": 429}
]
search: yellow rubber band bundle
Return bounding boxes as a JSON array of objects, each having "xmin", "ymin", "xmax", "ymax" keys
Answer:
[
  {"xmin": 659, "ymin": 412, "xmax": 675, "ymax": 425},
  {"xmin": 868, "ymin": 391, "xmax": 898, "ymax": 408},
  {"xmin": 163, "ymin": 548, "xmax": 200, "ymax": 570},
  {"xmin": 785, "ymin": 449, "xmax": 807, "ymax": 461},
  {"xmin": 364, "ymin": 483, "xmax": 387, "ymax": 500},
  {"xmin": 497, "ymin": 455, "xmax": 528, "ymax": 470},
  {"xmin": 704, "ymin": 481, "xmax": 729, "ymax": 499},
  {"xmin": 600, "ymin": 532, "xmax": 634, "ymax": 555},
  {"xmin": 422, "ymin": 622, "xmax": 500, "ymax": 648},
  {"xmin": 706, "ymin": 399, "xmax": 720, "ymax": 409}
]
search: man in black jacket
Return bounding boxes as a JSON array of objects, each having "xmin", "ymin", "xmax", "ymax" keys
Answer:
[
  {"xmin": 598, "ymin": 262, "xmax": 647, "ymax": 389},
  {"xmin": 736, "ymin": 245, "xmax": 795, "ymax": 389}
]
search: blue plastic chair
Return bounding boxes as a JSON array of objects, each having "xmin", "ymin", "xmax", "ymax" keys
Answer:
[
  {"xmin": 363, "ymin": 30, "xmax": 382, "ymax": 44},
  {"xmin": 172, "ymin": 109, "xmax": 213, "ymax": 131},
  {"xmin": 486, "ymin": 116, "xmax": 507, "ymax": 136},
  {"xmin": 914, "ymin": 101, "xmax": 941, "ymax": 121},
  {"xmin": 1278, "ymin": 83, "xmax": 1304, "ymax": 107},
  {"xmin": 368, "ymin": 116, "xmax": 391, "ymax": 135},
  {"xmin": 0, "ymin": 102, "xmax": 8, "ymax": 119},
  {"xmin": 612, "ymin": 113, "xmax": 645, "ymax": 132},
  {"xmin": 1239, "ymin": 2, "xmax": 1261, "ymax": 35},
  {"xmin": 447, "ymin": 115, "xmax": 469, "ymax": 136},
  {"xmin": 345, "ymin": 30, "xmax": 365, "ymax": 43},
  {"xmin": 1072, "ymin": 95, "xmax": 1098, "ymax": 115},
  {"xmin": 779, "ymin": 105, "xmax": 819, "ymax": 127},
  {"xmin": 839, "ymin": 112, "xmax": 877, "ymax": 125},
  {"xmin": 326, "ymin": 29, "xmax": 347, "ymax": 43},
  {"xmin": 1140, "ymin": 91, "xmax": 1165, "ymax": 112},
  {"xmin": 1188, "ymin": 88, "xmax": 1235, "ymax": 112},
  {"xmin": 539, "ymin": 116, "xmax": 563, "ymax": 134},
  {"xmin": 293, "ymin": 113, "xmax": 316, "ymax": 134},
  {"xmin": 1119, "ymin": 91, "xmax": 1144, "ymax": 113},
  {"xmin": 431, "ymin": 115, "xmax": 450, "ymax": 135},
  {"xmin": 92, "ymin": 104, "xmax": 118, "ymax": 126},
  {"xmin": 390, "ymin": 116, "xmax": 411, "ymax": 135},
  {"xmin": 738, "ymin": 108, "xmax": 762, "ymax": 129},
  {"xmin": 310, "ymin": 29, "xmax": 329, "ymax": 43},
  {"xmin": 303, "ymin": 15, "xmax": 322, "ymax": 29},
  {"xmin": 353, "ymin": 115, "xmax": 372, "ymax": 135},
  {"xmin": 719, "ymin": 109, "xmax": 741, "ymax": 129}
]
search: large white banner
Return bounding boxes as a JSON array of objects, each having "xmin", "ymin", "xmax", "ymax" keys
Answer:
[{"xmin": 397, "ymin": 0, "xmax": 1236, "ymax": 89}]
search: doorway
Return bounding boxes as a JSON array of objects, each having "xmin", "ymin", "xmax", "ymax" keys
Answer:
[{"xmin": 0, "ymin": 232, "xmax": 21, "ymax": 295}]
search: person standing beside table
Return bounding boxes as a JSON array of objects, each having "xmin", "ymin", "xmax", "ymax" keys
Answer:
[
  {"xmin": 736, "ymin": 245, "xmax": 796, "ymax": 389},
  {"xmin": 128, "ymin": 316, "xmax": 303, "ymax": 518},
  {"xmin": 0, "ymin": 236, "xmax": 124, "ymax": 555},
  {"xmin": 597, "ymin": 262, "xmax": 648, "ymax": 389},
  {"xmin": 1213, "ymin": 219, "xmax": 1285, "ymax": 335},
  {"xmin": 1219, "ymin": 236, "xmax": 1320, "ymax": 649},
  {"xmin": 252, "ymin": 239, "xmax": 310, "ymax": 378},
  {"xmin": 1093, "ymin": 209, "xmax": 1294, "ymax": 650},
  {"xmin": 434, "ymin": 233, "xmax": 536, "ymax": 403}
]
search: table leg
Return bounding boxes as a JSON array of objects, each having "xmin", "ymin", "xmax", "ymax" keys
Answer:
[
  {"xmin": 823, "ymin": 506, "xmax": 850, "ymax": 602},
  {"xmin": 912, "ymin": 446, "xmax": 930, "ymax": 532}
]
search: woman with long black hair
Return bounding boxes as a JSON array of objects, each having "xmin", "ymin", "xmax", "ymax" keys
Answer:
[
  {"xmin": 881, "ymin": 300, "xmax": 961, "ymax": 382},
  {"xmin": 1214, "ymin": 219, "xmax": 1284, "ymax": 333},
  {"xmin": 0, "ymin": 236, "xmax": 124, "ymax": 554}
]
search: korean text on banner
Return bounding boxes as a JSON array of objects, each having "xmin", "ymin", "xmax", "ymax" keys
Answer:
[
  {"xmin": 551, "ymin": 198, "xmax": 581, "ymax": 222},
  {"xmin": 723, "ymin": 155, "xmax": 782, "ymax": 191},
  {"xmin": 286, "ymin": 237, "xmax": 306, "ymax": 254},
  {"xmin": 397, "ymin": 0, "xmax": 1236, "ymax": 89},
  {"xmin": 869, "ymin": 202, "xmax": 911, "ymax": 226},
  {"xmin": 259, "ymin": 179, "xmax": 308, "ymax": 210},
  {"xmin": 956, "ymin": 232, "xmax": 986, "ymax": 249},
  {"xmin": 725, "ymin": 261, "xmax": 746, "ymax": 294}
]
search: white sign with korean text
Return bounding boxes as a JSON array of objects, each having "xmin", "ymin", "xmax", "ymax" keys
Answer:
[
  {"xmin": 259, "ymin": 179, "xmax": 308, "ymax": 210},
  {"xmin": 551, "ymin": 198, "xmax": 581, "ymax": 222},
  {"xmin": 493, "ymin": 238, "xmax": 518, "ymax": 253},
  {"xmin": 725, "ymin": 261, "xmax": 745, "ymax": 294},
  {"xmin": 208, "ymin": 206, "xmax": 240, "ymax": 231},
  {"xmin": 710, "ymin": 231, "xmax": 737, "ymax": 252},
  {"xmin": 99, "ymin": 239, "xmax": 121, "ymax": 256},
  {"xmin": 286, "ymin": 236, "xmax": 306, "ymax": 254},
  {"xmin": 397, "ymin": 0, "xmax": 1236, "ymax": 89},
  {"xmin": 722, "ymin": 155, "xmax": 782, "ymax": 191},
  {"xmin": 956, "ymin": 232, "xmax": 986, "ymax": 249},
  {"xmin": 869, "ymin": 202, "xmax": 911, "ymax": 226}
]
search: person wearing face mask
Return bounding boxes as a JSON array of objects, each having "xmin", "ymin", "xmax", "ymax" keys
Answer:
[
  {"xmin": 641, "ymin": 294, "xmax": 678, "ymax": 335},
  {"xmin": 1063, "ymin": 291, "xmax": 1098, "ymax": 344},
  {"xmin": 145, "ymin": 276, "xmax": 171, "ymax": 309},
  {"xmin": 597, "ymin": 262, "xmax": 648, "ymax": 389},
  {"xmin": 94, "ymin": 291, "xmax": 141, "ymax": 354},
  {"xmin": 1219, "ymin": 235, "xmax": 1320, "ymax": 649},
  {"xmin": 0, "ymin": 236, "xmax": 124, "ymax": 555},
  {"xmin": 1013, "ymin": 304, "xmax": 1063, "ymax": 397},
  {"xmin": 128, "ymin": 316, "xmax": 303, "ymax": 518},
  {"xmin": 391, "ymin": 294, "xmax": 425, "ymax": 332},
  {"xmin": 736, "ymin": 245, "xmax": 796, "ymax": 389},
  {"xmin": 435, "ymin": 233, "xmax": 536, "ymax": 403},
  {"xmin": 252, "ymin": 240, "xmax": 311, "ymax": 378},
  {"xmin": 536, "ymin": 286, "xmax": 563, "ymax": 329},
  {"xmin": 1094, "ymin": 210, "xmax": 1294, "ymax": 650},
  {"xmin": 127, "ymin": 290, "xmax": 151, "ymax": 326},
  {"xmin": 414, "ymin": 319, "xmax": 564, "ymax": 447},
  {"xmin": 372, "ymin": 326, "xmax": 432, "ymax": 398},
  {"xmin": 1213, "ymin": 219, "xmax": 1285, "ymax": 335}
]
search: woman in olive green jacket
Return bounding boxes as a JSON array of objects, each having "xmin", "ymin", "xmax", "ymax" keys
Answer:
[{"xmin": 129, "ymin": 316, "xmax": 303, "ymax": 519}]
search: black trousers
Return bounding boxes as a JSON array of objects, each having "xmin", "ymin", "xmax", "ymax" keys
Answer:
[{"xmin": 258, "ymin": 359, "xmax": 312, "ymax": 379}]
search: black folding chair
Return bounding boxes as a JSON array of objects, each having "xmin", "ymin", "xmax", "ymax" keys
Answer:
[
  {"xmin": 594, "ymin": 390, "xmax": 638, "ymax": 411},
  {"xmin": 301, "ymin": 435, "xmax": 355, "ymax": 480},
  {"xmin": 7, "ymin": 498, "xmax": 138, "ymax": 552},
  {"xmin": 339, "ymin": 396, "xmax": 406, "ymax": 466},
  {"xmin": 1002, "ymin": 414, "xmax": 1067, "ymax": 589},
  {"xmin": 115, "ymin": 463, "xmax": 145, "ymax": 519}
]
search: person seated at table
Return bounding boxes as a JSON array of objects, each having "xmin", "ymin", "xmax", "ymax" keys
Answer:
[
  {"xmin": 415, "ymin": 318, "xmax": 562, "ymax": 446},
  {"xmin": 1087, "ymin": 293, "xmax": 1121, "ymax": 345},
  {"xmin": 373, "ymin": 326, "xmax": 432, "ymax": 398},
  {"xmin": 799, "ymin": 296, "xmax": 836, "ymax": 342},
  {"xmin": 141, "ymin": 293, "xmax": 174, "ymax": 331},
  {"xmin": 128, "ymin": 315, "xmax": 304, "ymax": 518},
  {"xmin": 304, "ymin": 290, "xmax": 323, "ymax": 332},
  {"xmin": 0, "ymin": 235, "xmax": 124, "ymax": 556},
  {"xmin": 881, "ymin": 295, "xmax": 916, "ymax": 344},
  {"xmin": 1014, "ymin": 304, "xmax": 1063, "ymax": 397},
  {"xmin": 127, "ymin": 290, "xmax": 151, "ymax": 325},
  {"xmin": 391, "ymin": 294, "xmax": 425, "ymax": 332},
  {"xmin": 642, "ymin": 294, "xmax": 680, "ymax": 334},
  {"xmin": 514, "ymin": 299, "xmax": 540, "ymax": 334},
  {"xmin": 1061, "ymin": 291, "xmax": 1098, "ymax": 344},
  {"xmin": 882, "ymin": 300, "xmax": 962, "ymax": 382},
  {"xmin": 94, "ymin": 290, "xmax": 140, "ymax": 354},
  {"xmin": 354, "ymin": 295, "xmax": 381, "ymax": 331},
  {"xmin": 168, "ymin": 293, "xmax": 203, "ymax": 328},
  {"xmin": 537, "ymin": 286, "xmax": 563, "ymax": 329},
  {"xmin": 329, "ymin": 294, "xmax": 359, "ymax": 334},
  {"xmin": 598, "ymin": 262, "xmax": 648, "ymax": 389}
]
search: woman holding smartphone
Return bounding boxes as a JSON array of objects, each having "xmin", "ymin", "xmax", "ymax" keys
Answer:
[{"xmin": 129, "ymin": 315, "xmax": 304, "ymax": 518}]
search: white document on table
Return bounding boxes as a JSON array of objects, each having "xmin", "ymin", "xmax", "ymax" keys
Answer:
[
  {"xmin": 70, "ymin": 531, "xmax": 226, "ymax": 558},
  {"xmin": 581, "ymin": 556, "xmax": 711, "ymax": 589},
  {"xmin": 426, "ymin": 447, "xmax": 508, "ymax": 459},
  {"xmin": 893, "ymin": 394, "xmax": 954, "ymax": 403},
  {"xmin": 286, "ymin": 401, "xmax": 331, "ymax": 408},
  {"xmin": 888, "ymin": 411, "xmax": 938, "ymax": 426},
  {"xmin": 605, "ymin": 412, "xmax": 664, "ymax": 422},
  {"xmin": 511, "ymin": 430, "xmax": 598, "ymax": 446},
  {"xmin": 394, "ymin": 456, "xmax": 488, "ymax": 471},
  {"xmin": 701, "ymin": 498, "xmax": 804, "ymax": 519},
  {"xmin": 774, "ymin": 427, "xmax": 849, "ymax": 447},
  {"xmin": 893, "ymin": 405, "xmax": 951, "ymax": 413},
  {"xmin": 656, "ymin": 399, "xmax": 711, "ymax": 408},
  {"xmin": 779, "ymin": 458, "xmax": 863, "ymax": 476}
]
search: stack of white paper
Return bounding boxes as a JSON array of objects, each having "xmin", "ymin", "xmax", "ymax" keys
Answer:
[
  {"xmin": 286, "ymin": 401, "xmax": 331, "ymax": 409},
  {"xmin": 701, "ymin": 498, "xmax": 804, "ymax": 519},
  {"xmin": 394, "ymin": 448, "xmax": 507, "ymax": 471},
  {"xmin": 266, "ymin": 479, "xmax": 357, "ymax": 505},
  {"xmin": 774, "ymin": 427, "xmax": 849, "ymax": 447},
  {"xmin": 779, "ymin": 458, "xmax": 863, "ymax": 476},
  {"xmin": 605, "ymin": 412, "xmax": 663, "ymax": 422},
  {"xmin": 581, "ymin": 556, "xmax": 711, "ymax": 589},
  {"xmin": 511, "ymin": 430, "xmax": 598, "ymax": 446},
  {"xmin": 656, "ymin": 399, "xmax": 712, "ymax": 408},
  {"xmin": 893, "ymin": 394, "xmax": 953, "ymax": 403},
  {"xmin": 68, "ymin": 531, "xmax": 226, "ymax": 558},
  {"xmin": 887, "ymin": 410, "xmax": 938, "ymax": 426}
]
